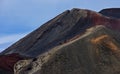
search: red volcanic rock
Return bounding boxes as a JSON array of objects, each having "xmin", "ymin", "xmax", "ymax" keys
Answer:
[
  {"xmin": 0, "ymin": 53, "xmax": 24, "ymax": 72},
  {"xmin": 88, "ymin": 10, "xmax": 120, "ymax": 30}
]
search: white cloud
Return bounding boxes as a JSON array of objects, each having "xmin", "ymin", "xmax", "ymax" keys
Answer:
[
  {"xmin": 0, "ymin": 33, "xmax": 29, "ymax": 52},
  {"xmin": 0, "ymin": 33, "xmax": 28, "ymax": 45},
  {"xmin": 0, "ymin": 48, "xmax": 5, "ymax": 52}
]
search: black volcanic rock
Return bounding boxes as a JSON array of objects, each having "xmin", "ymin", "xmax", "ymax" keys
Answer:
[
  {"xmin": 99, "ymin": 8, "xmax": 120, "ymax": 19},
  {"xmin": 0, "ymin": 8, "xmax": 120, "ymax": 74}
]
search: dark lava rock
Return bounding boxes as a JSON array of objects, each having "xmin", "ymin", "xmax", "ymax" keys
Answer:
[
  {"xmin": 99, "ymin": 8, "xmax": 120, "ymax": 19},
  {"xmin": 0, "ymin": 8, "xmax": 120, "ymax": 74}
]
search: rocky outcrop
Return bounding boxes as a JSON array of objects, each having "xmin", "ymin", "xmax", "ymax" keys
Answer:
[
  {"xmin": 0, "ymin": 53, "xmax": 31, "ymax": 73},
  {"xmin": 0, "ymin": 8, "xmax": 120, "ymax": 74},
  {"xmin": 99, "ymin": 8, "xmax": 120, "ymax": 19}
]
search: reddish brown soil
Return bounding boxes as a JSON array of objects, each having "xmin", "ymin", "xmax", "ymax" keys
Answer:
[{"xmin": 0, "ymin": 53, "xmax": 24, "ymax": 72}]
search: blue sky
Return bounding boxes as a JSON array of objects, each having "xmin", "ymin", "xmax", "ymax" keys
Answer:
[{"xmin": 0, "ymin": 0, "xmax": 120, "ymax": 52}]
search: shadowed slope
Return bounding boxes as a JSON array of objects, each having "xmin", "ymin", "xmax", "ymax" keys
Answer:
[{"xmin": 99, "ymin": 8, "xmax": 120, "ymax": 19}]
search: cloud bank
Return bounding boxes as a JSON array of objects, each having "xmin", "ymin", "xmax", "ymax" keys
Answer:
[{"xmin": 0, "ymin": 33, "xmax": 28, "ymax": 52}]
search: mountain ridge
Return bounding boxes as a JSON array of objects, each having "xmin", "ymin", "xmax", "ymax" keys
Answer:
[
  {"xmin": 0, "ymin": 8, "xmax": 120, "ymax": 74},
  {"xmin": 2, "ymin": 8, "xmax": 120, "ymax": 57}
]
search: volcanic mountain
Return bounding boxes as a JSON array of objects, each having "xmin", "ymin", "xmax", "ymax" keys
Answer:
[{"xmin": 0, "ymin": 8, "xmax": 120, "ymax": 74}]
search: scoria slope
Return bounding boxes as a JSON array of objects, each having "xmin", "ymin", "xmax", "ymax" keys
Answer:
[{"xmin": 14, "ymin": 25, "xmax": 120, "ymax": 74}]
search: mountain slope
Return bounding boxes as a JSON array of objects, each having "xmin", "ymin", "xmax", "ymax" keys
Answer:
[
  {"xmin": 1, "ymin": 8, "xmax": 120, "ymax": 57},
  {"xmin": 14, "ymin": 25, "xmax": 120, "ymax": 74},
  {"xmin": 0, "ymin": 8, "xmax": 120, "ymax": 74}
]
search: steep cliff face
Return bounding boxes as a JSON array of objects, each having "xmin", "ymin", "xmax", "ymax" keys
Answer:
[{"xmin": 0, "ymin": 8, "xmax": 120, "ymax": 74}]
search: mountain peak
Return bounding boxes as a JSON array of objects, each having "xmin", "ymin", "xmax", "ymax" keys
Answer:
[
  {"xmin": 0, "ymin": 8, "xmax": 120, "ymax": 74},
  {"xmin": 2, "ymin": 8, "xmax": 120, "ymax": 57}
]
